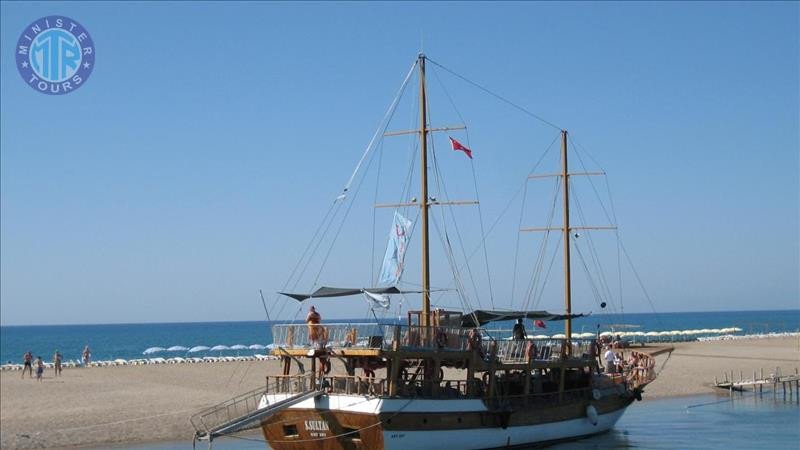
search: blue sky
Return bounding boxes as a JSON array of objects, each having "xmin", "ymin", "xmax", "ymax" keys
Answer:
[{"xmin": 1, "ymin": 2, "xmax": 797, "ymax": 325}]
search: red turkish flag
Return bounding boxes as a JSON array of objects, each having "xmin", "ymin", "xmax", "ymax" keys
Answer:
[
  {"xmin": 534, "ymin": 320, "xmax": 546, "ymax": 329},
  {"xmin": 449, "ymin": 137, "xmax": 473, "ymax": 159}
]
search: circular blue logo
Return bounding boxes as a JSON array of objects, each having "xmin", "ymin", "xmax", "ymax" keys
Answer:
[{"xmin": 16, "ymin": 16, "xmax": 95, "ymax": 95}]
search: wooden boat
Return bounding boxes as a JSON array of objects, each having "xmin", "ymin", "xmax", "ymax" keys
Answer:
[{"xmin": 191, "ymin": 54, "xmax": 660, "ymax": 450}]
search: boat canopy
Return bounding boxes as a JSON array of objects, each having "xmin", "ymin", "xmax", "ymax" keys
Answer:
[
  {"xmin": 460, "ymin": 310, "xmax": 587, "ymax": 327},
  {"xmin": 279, "ymin": 286, "xmax": 416, "ymax": 302}
]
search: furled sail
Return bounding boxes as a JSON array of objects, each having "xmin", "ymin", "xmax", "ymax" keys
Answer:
[
  {"xmin": 378, "ymin": 211, "xmax": 413, "ymax": 285},
  {"xmin": 279, "ymin": 286, "xmax": 414, "ymax": 302}
]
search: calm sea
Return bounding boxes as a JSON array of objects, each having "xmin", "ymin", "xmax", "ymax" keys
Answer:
[
  {"xmin": 116, "ymin": 393, "xmax": 800, "ymax": 450},
  {"xmin": 2, "ymin": 309, "xmax": 798, "ymax": 364}
]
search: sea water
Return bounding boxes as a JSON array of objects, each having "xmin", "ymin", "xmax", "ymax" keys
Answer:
[
  {"xmin": 115, "ymin": 393, "xmax": 800, "ymax": 449},
  {"xmin": 2, "ymin": 310, "xmax": 799, "ymax": 364}
]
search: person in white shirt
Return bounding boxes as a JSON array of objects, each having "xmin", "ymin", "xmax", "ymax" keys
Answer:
[{"xmin": 603, "ymin": 347, "xmax": 616, "ymax": 373}]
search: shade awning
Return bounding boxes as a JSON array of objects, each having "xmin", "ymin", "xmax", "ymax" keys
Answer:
[
  {"xmin": 460, "ymin": 310, "xmax": 587, "ymax": 327},
  {"xmin": 279, "ymin": 286, "xmax": 414, "ymax": 302}
]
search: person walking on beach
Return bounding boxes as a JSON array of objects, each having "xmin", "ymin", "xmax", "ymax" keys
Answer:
[
  {"xmin": 35, "ymin": 356, "xmax": 44, "ymax": 381},
  {"xmin": 306, "ymin": 306, "xmax": 322, "ymax": 348},
  {"xmin": 21, "ymin": 351, "xmax": 33, "ymax": 379},
  {"xmin": 82, "ymin": 345, "xmax": 91, "ymax": 366},
  {"xmin": 53, "ymin": 350, "xmax": 63, "ymax": 377}
]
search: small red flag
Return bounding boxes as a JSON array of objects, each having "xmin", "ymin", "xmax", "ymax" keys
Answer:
[
  {"xmin": 449, "ymin": 137, "xmax": 473, "ymax": 159},
  {"xmin": 534, "ymin": 320, "xmax": 546, "ymax": 329}
]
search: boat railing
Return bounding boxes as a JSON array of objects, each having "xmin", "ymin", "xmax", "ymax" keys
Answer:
[
  {"xmin": 483, "ymin": 337, "xmax": 595, "ymax": 363},
  {"xmin": 271, "ymin": 322, "xmax": 386, "ymax": 350},
  {"xmin": 191, "ymin": 373, "xmax": 315, "ymax": 439},
  {"xmin": 265, "ymin": 374, "xmax": 387, "ymax": 397},
  {"xmin": 270, "ymin": 323, "xmax": 473, "ymax": 352}
]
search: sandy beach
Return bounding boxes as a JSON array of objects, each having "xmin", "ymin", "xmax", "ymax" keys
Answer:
[{"xmin": 1, "ymin": 337, "xmax": 798, "ymax": 449}]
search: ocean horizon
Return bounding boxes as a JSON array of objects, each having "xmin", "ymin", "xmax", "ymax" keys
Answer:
[{"xmin": 2, "ymin": 309, "xmax": 798, "ymax": 365}]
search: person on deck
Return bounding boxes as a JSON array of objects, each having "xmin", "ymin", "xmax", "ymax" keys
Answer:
[
  {"xmin": 306, "ymin": 306, "xmax": 322, "ymax": 348},
  {"xmin": 603, "ymin": 346, "xmax": 615, "ymax": 373},
  {"xmin": 512, "ymin": 319, "xmax": 527, "ymax": 340}
]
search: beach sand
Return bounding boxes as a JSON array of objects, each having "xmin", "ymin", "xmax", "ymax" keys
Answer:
[{"xmin": 1, "ymin": 337, "xmax": 798, "ymax": 449}]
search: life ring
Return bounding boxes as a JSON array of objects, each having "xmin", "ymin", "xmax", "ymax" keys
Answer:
[
  {"xmin": 592, "ymin": 389, "xmax": 602, "ymax": 400},
  {"xmin": 586, "ymin": 405, "xmax": 599, "ymax": 426}
]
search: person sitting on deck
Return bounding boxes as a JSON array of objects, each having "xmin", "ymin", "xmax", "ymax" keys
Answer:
[{"xmin": 306, "ymin": 306, "xmax": 322, "ymax": 348}]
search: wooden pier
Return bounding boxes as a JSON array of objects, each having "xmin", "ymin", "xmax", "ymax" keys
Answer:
[{"xmin": 713, "ymin": 367, "xmax": 800, "ymax": 400}]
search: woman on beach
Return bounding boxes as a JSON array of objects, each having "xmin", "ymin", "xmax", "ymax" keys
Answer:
[
  {"xmin": 35, "ymin": 356, "xmax": 44, "ymax": 381},
  {"xmin": 82, "ymin": 345, "xmax": 91, "ymax": 366},
  {"xmin": 21, "ymin": 351, "xmax": 33, "ymax": 379},
  {"xmin": 53, "ymin": 350, "xmax": 62, "ymax": 377}
]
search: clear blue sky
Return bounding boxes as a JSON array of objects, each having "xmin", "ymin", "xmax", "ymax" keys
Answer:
[{"xmin": 1, "ymin": 2, "xmax": 797, "ymax": 325}]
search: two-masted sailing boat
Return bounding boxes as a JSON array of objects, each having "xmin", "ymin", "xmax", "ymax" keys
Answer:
[{"xmin": 191, "ymin": 54, "xmax": 659, "ymax": 450}]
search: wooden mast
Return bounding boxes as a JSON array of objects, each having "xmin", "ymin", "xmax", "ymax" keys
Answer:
[
  {"xmin": 418, "ymin": 54, "xmax": 431, "ymax": 328},
  {"xmin": 561, "ymin": 130, "xmax": 572, "ymax": 350}
]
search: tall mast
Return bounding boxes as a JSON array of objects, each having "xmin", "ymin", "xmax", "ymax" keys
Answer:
[
  {"xmin": 418, "ymin": 54, "xmax": 431, "ymax": 328},
  {"xmin": 561, "ymin": 130, "xmax": 572, "ymax": 349}
]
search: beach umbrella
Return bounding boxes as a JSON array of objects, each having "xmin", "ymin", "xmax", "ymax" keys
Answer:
[
  {"xmin": 230, "ymin": 344, "xmax": 248, "ymax": 350},
  {"xmin": 143, "ymin": 347, "xmax": 165, "ymax": 355},
  {"xmin": 732, "ymin": 327, "xmax": 743, "ymax": 332},
  {"xmin": 551, "ymin": 334, "xmax": 566, "ymax": 339},
  {"xmin": 599, "ymin": 331, "xmax": 613, "ymax": 337},
  {"xmin": 533, "ymin": 335, "xmax": 550, "ymax": 339},
  {"xmin": 644, "ymin": 331, "xmax": 659, "ymax": 336},
  {"xmin": 167, "ymin": 346, "xmax": 189, "ymax": 352},
  {"xmin": 188, "ymin": 346, "xmax": 210, "ymax": 353},
  {"xmin": 698, "ymin": 329, "xmax": 712, "ymax": 334},
  {"xmin": 709, "ymin": 329, "xmax": 722, "ymax": 334},
  {"xmin": 248, "ymin": 344, "xmax": 266, "ymax": 350},
  {"xmin": 210, "ymin": 345, "xmax": 230, "ymax": 352},
  {"xmin": 633, "ymin": 331, "xmax": 646, "ymax": 336}
]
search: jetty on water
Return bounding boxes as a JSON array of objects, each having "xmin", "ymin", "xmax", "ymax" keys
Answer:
[{"xmin": 714, "ymin": 367, "xmax": 800, "ymax": 400}]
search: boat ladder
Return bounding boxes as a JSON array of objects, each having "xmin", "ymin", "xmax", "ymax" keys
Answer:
[{"xmin": 191, "ymin": 380, "xmax": 321, "ymax": 448}]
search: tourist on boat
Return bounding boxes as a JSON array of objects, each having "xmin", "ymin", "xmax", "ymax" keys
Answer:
[
  {"xmin": 468, "ymin": 328, "xmax": 484, "ymax": 358},
  {"xmin": 603, "ymin": 346, "xmax": 616, "ymax": 373},
  {"xmin": 306, "ymin": 306, "xmax": 322, "ymax": 348},
  {"xmin": 35, "ymin": 356, "xmax": 44, "ymax": 381},
  {"xmin": 53, "ymin": 350, "xmax": 62, "ymax": 377},
  {"xmin": 513, "ymin": 319, "xmax": 527, "ymax": 340},
  {"xmin": 21, "ymin": 351, "xmax": 33, "ymax": 379}
]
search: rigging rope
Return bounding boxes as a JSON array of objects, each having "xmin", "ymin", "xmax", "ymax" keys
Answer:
[{"xmin": 427, "ymin": 58, "xmax": 563, "ymax": 131}]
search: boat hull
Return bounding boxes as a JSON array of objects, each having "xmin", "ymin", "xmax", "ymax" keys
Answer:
[{"xmin": 261, "ymin": 394, "xmax": 633, "ymax": 450}]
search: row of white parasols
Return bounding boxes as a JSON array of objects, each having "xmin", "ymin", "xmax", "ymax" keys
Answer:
[
  {"xmin": 142, "ymin": 344, "xmax": 271, "ymax": 355},
  {"xmin": 525, "ymin": 327, "xmax": 744, "ymax": 339}
]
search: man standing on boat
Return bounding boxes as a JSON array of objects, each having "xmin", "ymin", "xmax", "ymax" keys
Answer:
[
  {"xmin": 306, "ymin": 306, "xmax": 322, "ymax": 348},
  {"xmin": 603, "ymin": 346, "xmax": 616, "ymax": 373},
  {"xmin": 513, "ymin": 318, "xmax": 527, "ymax": 340}
]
